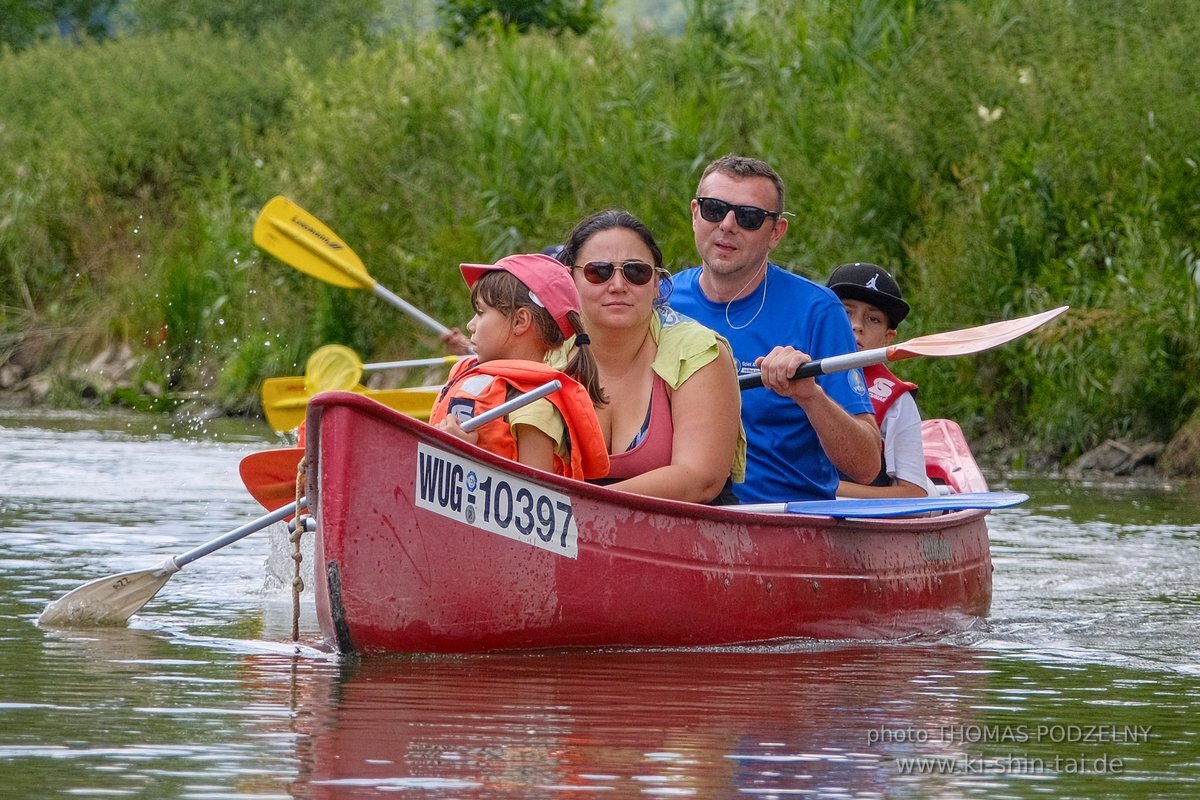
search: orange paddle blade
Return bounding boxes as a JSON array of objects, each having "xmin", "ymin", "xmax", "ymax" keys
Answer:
[{"xmin": 239, "ymin": 447, "xmax": 305, "ymax": 515}]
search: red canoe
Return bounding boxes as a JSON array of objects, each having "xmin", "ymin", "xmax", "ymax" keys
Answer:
[{"xmin": 302, "ymin": 391, "xmax": 994, "ymax": 654}]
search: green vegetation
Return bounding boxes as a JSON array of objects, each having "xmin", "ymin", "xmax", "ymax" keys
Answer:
[
  {"xmin": 436, "ymin": 0, "xmax": 604, "ymax": 45},
  {"xmin": 1, "ymin": 0, "xmax": 1197, "ymax": 466}
]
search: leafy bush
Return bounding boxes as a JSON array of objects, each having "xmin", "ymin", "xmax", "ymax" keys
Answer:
[
  {"xmin": 2, "ymin": 0, "xmax": 1198, "ymax": 459},
  {"xmin": 437, "ymin": 0, "xmax": 604, "ymax": 46}
]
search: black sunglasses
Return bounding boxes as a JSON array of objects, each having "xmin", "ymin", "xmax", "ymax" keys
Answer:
[
  {"xmin": 573, "ymin": 260, "xmax": 660, "ymax": 286},
  {"xmin": 694, "ymin": 196, "xmax": 781, "ymax": 231}
]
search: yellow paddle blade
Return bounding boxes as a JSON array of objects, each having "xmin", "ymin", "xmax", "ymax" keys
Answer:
[
  {"xmin": 305, "ymin": 344, "xmax": 364, "ymax": 393},
  {"xmin": 260, "ymin": 376, "xmax": 315, "ymax": 431},
  {"xmin": 39, "ymin": 561, "xmax": 178, "ymax": 627},
  {"xmin": 260, "ymin": 378, "xmax": 441, "ymax": 431},
  {"xmin": 360, "ymin": 387, "xmax": 440, "ymax": 422},
  {"xmin": 253, "ymin": 196, "xmax": 376, "ymax": 291}
]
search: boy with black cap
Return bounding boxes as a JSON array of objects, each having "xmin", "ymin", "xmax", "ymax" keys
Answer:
[{"xmin": 826, "ymin": 263, "xmax": 931, "ymax": 498}]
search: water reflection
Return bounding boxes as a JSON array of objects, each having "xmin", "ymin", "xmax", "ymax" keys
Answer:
[
  {"xmin": 3, "ymin": 411, "xmax": 1200, "ymax": 798},
  {"xmin": 287, "ymin": 646, "xmax": 990, "ymax": 798}
]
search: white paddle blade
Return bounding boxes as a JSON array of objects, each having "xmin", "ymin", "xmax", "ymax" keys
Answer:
[
  {"xmin": 38, "ymin": 559, "xmax": 179, "ymax": 628},
  {"xmin": 890, "ymin": 306, "xmax": 1069, "ymax": 360}
]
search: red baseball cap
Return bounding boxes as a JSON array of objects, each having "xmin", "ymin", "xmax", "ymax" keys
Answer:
[{"xmin": 460, "ymin": 253, "xmax": 581, "ymax": 339}]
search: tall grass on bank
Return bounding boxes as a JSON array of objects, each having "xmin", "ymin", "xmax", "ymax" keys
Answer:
[{"xmin": 2, "ymin": 0, "xmax": 1198, "ymax": 463}]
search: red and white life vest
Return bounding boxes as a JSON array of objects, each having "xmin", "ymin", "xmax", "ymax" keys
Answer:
[{"xmin": 863, "ymin": 363, "xmax": 918, "ymax": 426}]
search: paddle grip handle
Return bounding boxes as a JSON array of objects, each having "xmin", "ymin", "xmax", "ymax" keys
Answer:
[
  {"xmin": 738, "ymin": 360, "xmax": 823, "ymax": 390},
  {"xmin": 736, "ymin": 346, "xmax": 890, "ymax": 391}
]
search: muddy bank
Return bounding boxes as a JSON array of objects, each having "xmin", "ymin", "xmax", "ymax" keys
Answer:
[{"xmin": 0, "ymin": 339, "xmax": 229, "ymax": 423}]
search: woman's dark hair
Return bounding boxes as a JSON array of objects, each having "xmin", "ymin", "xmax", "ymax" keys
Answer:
[
  {"xmin": 471, "ymin": 271, "xmax": 607, "ymax": 406},
  {"xmin": 559, "ymin": 209, "xmax": 662, "ymax": 269},
  {"xmin": 559, "ymin": 209, "xmax": 672, "ymax": 306}
]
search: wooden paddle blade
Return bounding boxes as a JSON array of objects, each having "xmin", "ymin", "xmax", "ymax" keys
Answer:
[
  {"xmin": 38, "ymin": 561, "xmax": 178, "ymax": 627},
  {"xmin": 253, "ymin": 196, "xmax": 374, "ymax": 290},
  {"xmin": 240, "ymin": 447, "xmax": 305, "ymax": 514},
  {"xmin": 888, "ymin": 305, "xmax": 1068, "ymax": 361}
]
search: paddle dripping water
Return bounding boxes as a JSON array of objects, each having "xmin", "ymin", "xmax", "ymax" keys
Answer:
[{"xmin": 3, "ymin": 409, "xmax": 1199, "ymax": 797}]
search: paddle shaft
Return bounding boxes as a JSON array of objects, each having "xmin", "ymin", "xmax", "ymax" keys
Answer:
[
  {"xmin": 363, "ymin": 355, "xmax": 462, "ymax": 372},
  {"xmin": 373, "ymin": 284, "xmax": 453, "ymax": 337},
  {"xmin": 458, "ymin": 380, "xmax": 562, "ymax": 430},
  {"xmin": 737, "ymin": 306, "xmax": 1069, "ymax": 390},
  {"xmin": 174, "ymin": 498, "xmax": 304, "ymax": 569}
]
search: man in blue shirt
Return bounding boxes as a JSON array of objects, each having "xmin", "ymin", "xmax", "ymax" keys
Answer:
[{"xmin": 670, "ymin": 155, "xmax": 881, "ymax": 502}]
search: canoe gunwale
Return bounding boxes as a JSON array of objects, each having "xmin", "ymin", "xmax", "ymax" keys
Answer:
[{"xmin": 306, "ymin": 390, "xmax": 988, "ymax": 531}]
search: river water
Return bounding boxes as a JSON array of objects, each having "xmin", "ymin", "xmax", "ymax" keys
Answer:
[{"xmin": 1, "ymin": 407, "xmax": 1197, "ymax": 798}]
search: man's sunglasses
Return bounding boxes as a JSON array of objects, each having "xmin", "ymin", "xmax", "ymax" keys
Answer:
[
  {"xmin": 573, "ymin": 260, "xmax": 661, "ymax": 286},
  {"xmin": 694, "ymin": 196, "xmax": 781, "ymax": 231}
]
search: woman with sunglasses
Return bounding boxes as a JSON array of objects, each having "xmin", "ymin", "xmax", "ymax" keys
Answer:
[{"xmin": 547, "ymin": 209, "xmax": 745, "ymax": 505}]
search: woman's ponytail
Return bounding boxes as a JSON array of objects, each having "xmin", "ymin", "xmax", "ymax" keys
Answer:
[{"xmin": 563, "ymin": 311, "xmax": 607, "ymax": 407}]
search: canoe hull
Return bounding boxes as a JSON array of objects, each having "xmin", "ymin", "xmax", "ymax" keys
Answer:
[{"xmin": 307, "ymin": 392, "xmax": 992, "ymax": 654}]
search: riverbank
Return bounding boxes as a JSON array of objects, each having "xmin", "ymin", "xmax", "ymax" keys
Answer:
[{"xmin": 6, "ymin": 338, "xmax": 1199, "ymax": 481}]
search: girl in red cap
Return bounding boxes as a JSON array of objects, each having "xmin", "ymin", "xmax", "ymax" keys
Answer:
[{"xmin": 430, "ymin": 253, "xmax": 610, "ymax": 481}]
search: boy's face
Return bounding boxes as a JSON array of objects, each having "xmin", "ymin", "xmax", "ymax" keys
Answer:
[{"xmin": 840, "ymin": 298, "xmax": 896, "ymax": 351}]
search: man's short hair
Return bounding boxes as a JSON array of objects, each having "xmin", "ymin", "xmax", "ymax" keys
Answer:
[{"xmin": 698, "ymin": 155, "xmax": 786, "ymax": 212}]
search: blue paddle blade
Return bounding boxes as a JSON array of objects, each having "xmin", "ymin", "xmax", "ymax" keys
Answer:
[{"xmin": 782, "ymin": 491, "xmax": 1030, "ymax": 518}]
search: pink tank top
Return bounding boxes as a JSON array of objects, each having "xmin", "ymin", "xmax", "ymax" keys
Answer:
[{"xmin": 605, "ymin": 375, "xmax": 674, "ymax": 480}]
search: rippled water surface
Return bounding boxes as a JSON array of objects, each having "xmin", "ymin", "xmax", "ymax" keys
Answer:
[{"xmin": 2, "ymin": 408, "xmax": 1198, "ymax": 798}]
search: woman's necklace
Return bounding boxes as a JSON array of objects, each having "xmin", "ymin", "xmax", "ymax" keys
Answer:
[{"xmin": 724, "ymin": 264, "xmax": 768, "ymax": 330}]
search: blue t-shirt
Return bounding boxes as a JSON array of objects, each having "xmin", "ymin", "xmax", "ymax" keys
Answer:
[{"xmin": 669, "ymin": 263, "xmax": 872, "ymax": 502}]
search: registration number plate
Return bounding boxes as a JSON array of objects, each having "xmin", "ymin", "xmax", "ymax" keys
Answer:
[{"xmin": 415, "ymin": 443, "xmax": 578, "ymax": 558}]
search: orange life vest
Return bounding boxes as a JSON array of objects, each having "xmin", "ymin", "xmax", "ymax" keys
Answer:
[{"xmin": 430, "ymin": 358, "xmax": 610, "ymax": 480}]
